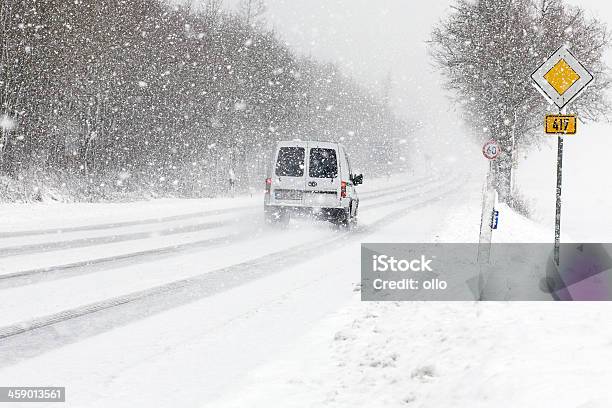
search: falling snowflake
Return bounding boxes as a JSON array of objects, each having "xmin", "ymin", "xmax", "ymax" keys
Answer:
[{"xmin": 0, "ymin": 114, "xmax": 16, "ymax": 131}]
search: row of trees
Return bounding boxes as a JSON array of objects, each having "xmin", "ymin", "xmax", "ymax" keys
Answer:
[
  {"xmin": 0, "ymin": 0, "xmax": 408, "ymax": 201},
  {"xmin": 430, "ymin": 0, "xmax": 610, "ymax": 202}
]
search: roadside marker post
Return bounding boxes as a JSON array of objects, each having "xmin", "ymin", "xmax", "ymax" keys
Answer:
[
  {"xmin": 479, "ymin": 140, "xmax": 500, "ymax": 263},
  {"xmin": 531, "ymin": 45, "xmax": 594, "ymax": 267},
  {"xmin": 478, "ymin": 140, "xmax": 501, "ymax": 299}
]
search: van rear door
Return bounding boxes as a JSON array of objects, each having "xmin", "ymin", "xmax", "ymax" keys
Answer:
[
  {"xmin": 272, "ymin": 142, "xmax": 307, "ymax": 205},
  {"xmin": 303, "ymin": 142, "xmax": 341, "ymax": 207}
]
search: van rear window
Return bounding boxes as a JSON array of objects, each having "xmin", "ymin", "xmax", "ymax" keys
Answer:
[
  {"xmin": 275, "ymin": 147, "xmax": 305, "ymax": 177},
  {"xmin": 309, "ymin": 148, "xmax": 338, "ymax": 179}
]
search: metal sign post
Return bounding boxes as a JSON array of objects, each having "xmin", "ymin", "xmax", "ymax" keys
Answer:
[
  {"xmin": 531, "ymin": 45, "xmax": 594, "ymax": 267},
  {"xmin": 554, "ymin": 133, "xmax": 564, "ymax": 266}
]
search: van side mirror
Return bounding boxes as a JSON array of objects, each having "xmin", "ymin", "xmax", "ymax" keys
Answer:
[{"xmin": 352, "ymin": 174, "xmax": 363, "ymax": 185}]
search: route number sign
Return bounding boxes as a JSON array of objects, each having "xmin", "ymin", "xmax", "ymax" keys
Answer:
[
  {"xmin": 545, "ymin": 115, "xmax": 576, "ymax": 135},
  {"xmin": 482, "ymin": 140, "xmax": 501, "ymax": 161}
]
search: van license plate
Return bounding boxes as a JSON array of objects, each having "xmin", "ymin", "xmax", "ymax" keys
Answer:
[{"xmin": 275, "ymin": 190, "xmax": 303, "ymax": 200}]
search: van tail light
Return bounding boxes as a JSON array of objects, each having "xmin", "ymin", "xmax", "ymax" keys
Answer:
[
  {"xmin": 265, "ymin": 178, "xmax": 272, "ymax": 193},
  {"xmin": 341, "ymin": 181, "xmax": 347, "ymax": 198}
]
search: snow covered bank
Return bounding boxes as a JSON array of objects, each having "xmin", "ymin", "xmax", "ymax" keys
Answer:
[{"xmin": 215, "ymin": 299, "xmax": 612, "ymax": 408}]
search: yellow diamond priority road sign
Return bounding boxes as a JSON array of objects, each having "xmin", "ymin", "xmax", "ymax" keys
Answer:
[
  {"xmin": 531, "ymin": 45, "xmax": 593, "ymax": 110},
  {"xmin": 544, "ymin": 59, "xmax": 580, "ymax": 95}
]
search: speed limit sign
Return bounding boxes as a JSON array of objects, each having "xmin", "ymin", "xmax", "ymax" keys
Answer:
[{"xmin": 482, "ymin": 140, "xmax": 501, "ymax": 161}]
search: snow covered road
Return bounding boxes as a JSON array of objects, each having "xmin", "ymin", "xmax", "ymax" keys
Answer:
[{"xmin": 0, "ymin": 170, "xmax": 466, "ymax": 407}]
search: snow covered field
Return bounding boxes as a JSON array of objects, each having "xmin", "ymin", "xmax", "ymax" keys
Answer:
[
  {"xmin": 2, "ymin": 0, "xmax": 612, "ymax": 404},
  {"xmin": 1, "ymin": 121, "xmax": 611, "ymax": 407}
]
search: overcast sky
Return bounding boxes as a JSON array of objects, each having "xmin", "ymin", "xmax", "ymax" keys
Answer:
[
  {"xmin": 224, "ymin": 0, "xmax": 454, "ymax": 125},
  {"xmin": 218, "ymin": 0, "xmax": 612, "ymax": 164},
  {"xmin": 222, "ymin": 0, "xmax": 612, "ymax": 131}
]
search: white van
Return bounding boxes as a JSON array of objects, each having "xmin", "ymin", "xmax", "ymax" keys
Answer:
[{"xmin": 264, "ymin": 141, "xmax": 363, "ymax": 226}]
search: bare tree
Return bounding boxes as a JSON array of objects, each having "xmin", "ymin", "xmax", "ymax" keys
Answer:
[
  {"xmin": 0, "ymin": 0, "xmax": 405, "ymax": 201},
  {"xmin": 238, "ymin": 0, "xmax": 266, "ymax": 26},
  {"xmin": 0, "ymin": 0, "xmax": 18, "ymax": 167},
  {"xmin": 202, "ymin": 0, "xmax": 223, "ymax": 28},
  {"xmin": 430, "ymin": 0, "xmax": 610, "ymax": 202}
]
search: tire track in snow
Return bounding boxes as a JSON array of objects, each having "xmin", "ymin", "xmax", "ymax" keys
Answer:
[
  {"xmin": 0, "ymin": 205, "xmax": 255, "ymax": 239},
  {"xmin": 358, "ymin": 174, "xmax": 433, "ymax": 200},
  {"xmin": 0, "ymin": 219, "xmax": 231, "ymax": 257},
  {"xmin": 0, "ymin": 232, "xmax": 245, "ymax": 289}
]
